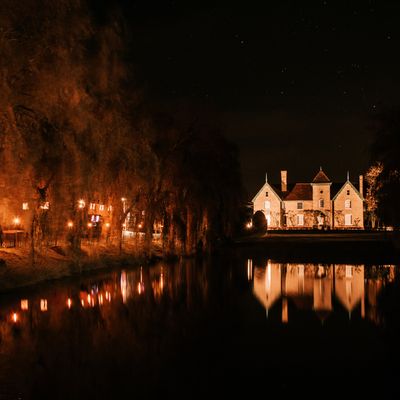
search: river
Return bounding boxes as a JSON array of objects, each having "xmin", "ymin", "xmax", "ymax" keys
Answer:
[{"xmin": 0, "ymin": 252, "xmax": 399, "ymax": 399}]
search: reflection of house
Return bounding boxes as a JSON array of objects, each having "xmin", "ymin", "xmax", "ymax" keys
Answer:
[
  {"xmin": 251, "ymin": 262, "xmax": 389, "ymax": 323},
  {"xmin": 252, "ymin": 169, "xmax": 364, "ymax": 229},
  {"xmin": 334, "ymin": 265, "xmax": 364, "ymax": 317}
]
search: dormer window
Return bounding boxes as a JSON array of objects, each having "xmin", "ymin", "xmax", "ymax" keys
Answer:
[
  {"xmin": 347, "ymin": 190, "xmax": 350, "ymax": 195},
  {"xmin": 319, "ymin": 199, "xmax": 324, "ymax": 208},
  {"xmin": 265, "ymin": 192, "xmax": 268, "ymax": 197},
  {"xmin": 297, "ymin": 202, "xmax": 303, "ymax": 210}
]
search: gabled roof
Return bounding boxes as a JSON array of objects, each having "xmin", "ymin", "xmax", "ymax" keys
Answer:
[
  {"xmin": 312, "ymin": 169, "xmax": 331, "ymax": 184},
  {"xmin": 251, "ymin": 181, "xmax": 282, "ymax": 203},
  {"xmin": 332, "ymin": 180, "xmax": 364, "ymax": 201},
  {"xmin": 284, "ymin": 183, "xmax": 313, "ymax": 201}
]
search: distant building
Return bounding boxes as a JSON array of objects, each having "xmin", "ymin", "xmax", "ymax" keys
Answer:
[{"xmin": 252, "ymin": 168, "xmax": 364, "ymax": 229}]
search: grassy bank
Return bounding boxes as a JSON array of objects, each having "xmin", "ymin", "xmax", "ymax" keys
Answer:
[{"xmin": 0, "ymin": 239, "xmax": 161, "ymax": 293}]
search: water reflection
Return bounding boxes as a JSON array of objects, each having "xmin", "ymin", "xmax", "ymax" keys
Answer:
[
  {"xmin": 0, "ymin": 258, "xmax": 399, "ymax": 398},
  {"xmin": 250, "ymin": 260, "xmax": 395, "ymax": 324}
]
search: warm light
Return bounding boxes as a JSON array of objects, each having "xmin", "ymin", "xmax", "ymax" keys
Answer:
[
  {"xmin": 246, "ymin": 221, "xmax": 253, "ymax": 229},
  {"xmin": 99, "ymin": 294, "xmax": 103, "ymax": 305},
  {"xmin": 87, "ymin": 294, "xmax": 91, "ymax": 303},
  {"xmin": 81, "ymin": 299, "xmax": 85, "ymax": 307},
  {"xmin": 138, "ymin": 223, "xmax": 142, "ymax": 229},
  {"xmin": 87, "ymin": 222, "xmax": 92, "ymax": 228},
  {"xmin": 21, "ymin": 299, "xmax": 29, "ymax": 310},
  {"xmin": 121, "ymin": 197, "xmax": 126, "ymax": 202},
  {"xmin": 12, "ymin": 312, "xmax": 18, "ymax": 323},
  {"xmin": 247, "ymin": 259, "xmax": 253, "ymax": 281},
  {"xmin": 40, "ymin": 299, "xmax": 48, "ymax": 312},
  {"xmin": 67, "ymin": 221, "xmax": 74, "ymax": 228},
  {"xmin": 67, "ymin": 298, "xmax": 72, "ymax": 309},
  {"xmin": 13, "ymin": 217, "xmax": 21, "ymax": 225},
  {"xmin": 105, "ymin": 222, "xmax": 110, "ymax": 228},
  {"xmin": 78, "ymin": 199, "xmax": 85, "ymax": 208}
]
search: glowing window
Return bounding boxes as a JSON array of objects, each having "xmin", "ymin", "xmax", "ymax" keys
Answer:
[
  {"xmin": 265, "ymin": 200, "xmax": 271, "ymax": 209},
  {"xmin": 297, "ymin": 214, "xmax": 304, "ymax": 226},
  {"xmin": 40, "ymin": 202, "xmax": 49, "ymax": 209},
  {"xmin": 22, "ymin": 202, "xmax": 29, "ymax": 210},
  {"xmin": 345, "ymin": 199, "xmax": 351, "ymax": 209},
  {"xmin": 90, "ymin": 203, "xmax": 96, "ymax": 210},
  {"xmin": 319, "ymin": 199, "xmax": 324, "ymax": 208},
  {"xmin": 40, "ymin": 299, "xmax": 48, "ymax": 312},
  {"xmin": 99, "ymin": 204, "xmax": 105, "ymax": 211}
]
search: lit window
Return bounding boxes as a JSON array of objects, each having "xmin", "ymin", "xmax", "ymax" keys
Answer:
[
  {"xmin": 90, "ymin": 203, "xmax": 96, "ymax": 210},
  {"xmin": 345, "ymin": 214, "xmax": 352, "ymax": 226},
  {"xmin": 346, "ymin": 265, "xmax": 353, "ymax": 278},
  {"xmin": 99, "ymin": 204, "xmax": 105, "ymax": 211},
  {"xmin": 40, "ymin": 299, "xmax": 48, "ymax": 312},
  {"xmin": 108, "ymin": 205, "xmax": 113, "ymax": 212},
  {"xmin": 345, "ymin": 199, "xmax": 351, "ymax": 209},
  {"xmin": 40, "ymin": 202, "xmax": 49, "ymax": 209},
  {"xmin": 265, "ymin": 200, "xmax": 271, "ymax": 209},
  {"xmin": 21, "ymin": 299, "xmax": 29, "ymax": 310},
  {"xmin": 297, "ymin": 202, "xmax": 303, "ymax": 210},
  {"xmin": 319, "ymin": 199, "xmax": 324, "ymax": 208},
  {"xmin": 22, "ymin": 202, "xmax": 29, "ymax": 210},
  {"xmin": 297, "ymin": 214, "xmax": 304, "ymax": 226}
]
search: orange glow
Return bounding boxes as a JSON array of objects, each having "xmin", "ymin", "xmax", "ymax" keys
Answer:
[
  {"xmin": 105, "ymin": 222, "xmax": 110, "ymax": 228},
  {"xmin": 78, "ymin": 199, "xmax": 85, "ymax": 208},
  {"xmin": 138, "ymin": 223, "xmax": 142, "ymax": 229},
  {"xmin": 13, "ymin": 217, "xmax": 21, "ymax": 225},
  {"xmin": 21, "ymin": 299, "xmax": 29, "ymax": 310},
  {"xmin": 81, "ymin": 299, "xmax": 85, "ymax": 307},
  {"xmin": 87, "ymin": 222, "xmax": 92, "ymax": 228},
  {"xmin": 67, "ymin": 298, "xmax": 72, "ymax": 309},
  {"xmin": 40, "ymin": 299, "xmax": 48, "ymax": 311},
  {"xmin": 246, "ymin": 221, "xmax": 253, "ymax": 229},
  {"xmin": 12, "ymin": 312, "xmax": 18, "ymax": 323},
  {"xmin": 67, "ymin": 221, "xmax": 74, "ymax": 228},
  {"xmin": 87, "ymin": 294, "xmax": 91, "ymax": 303},
  {"xmin": 99, "ymin": 294, "xmax": 103, "ymax": 305}
]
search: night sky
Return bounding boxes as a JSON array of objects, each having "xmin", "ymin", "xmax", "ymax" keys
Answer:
[{"xmin": 116, "ymin": 0, "xmax": 400, "ymax": 196}]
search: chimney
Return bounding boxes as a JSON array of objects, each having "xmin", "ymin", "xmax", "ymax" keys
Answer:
[
  {"xmin": 281, "ymin": 170, "xmax": 287, "ymax": 192},
  {"xmin": 359, "ymin": 175, "xmax": 364, "ymax": 197}
]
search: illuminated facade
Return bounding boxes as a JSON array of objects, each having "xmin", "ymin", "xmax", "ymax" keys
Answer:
[{"xmin": 252, "ymin": 168, "xmax": 364, "ymax": 229}]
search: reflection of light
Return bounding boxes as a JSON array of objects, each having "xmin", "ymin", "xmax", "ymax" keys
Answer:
[
  {"xmin": 246, "ymin": 221, "xmax": 253, "ymax": 229},
  {"xmin": 40, "ymin": 299, "xmax": 48, "ymax": 311},
  {"xmin": 99, "ymin": 294, "xmax": 103, "ymax": 305},
  {"xmin": 67, "ymin": 221, "xmax": 73, "ymax": 228},
  {"xmin": 160, "ymin": 272, "xmax": 164, "ymax": 291},
  {"xmin": 247, "ymin": 259, "xmax": 253, "ymax": 281},
  {"xmin": 87, "ymin": 294, "xmax": 91, "ymax": 303},
  {"xmin": 12, "ymin": 313, "xmax": 18, "ymax": 323},
  {"xmin": 21, "ymin": 299, "xmax": 29, "ymax": 310},
  {"xmin": 81, "ymin": 299, "xmax": 85, "ymax": 307},
  {"xmin": 13, "ymin": 217, "xmax": 20, "ymax": 225},
  {"xmin": 67, "ymin": 298, "xmax": 72, "ymax": 309}
]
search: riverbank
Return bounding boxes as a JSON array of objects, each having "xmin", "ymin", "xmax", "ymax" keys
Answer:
[
  {"xmin": 0, "ymin": 239, "xmax": 161, "ymax": 293},
  {"xmin": 233, "ymin": 231, "xmax": 400, "ymax": 264}
]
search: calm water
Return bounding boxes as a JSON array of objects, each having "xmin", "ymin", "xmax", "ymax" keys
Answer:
[{"xmin": 1, "ymin": 253, "xmax": 400, "ymax": 399}]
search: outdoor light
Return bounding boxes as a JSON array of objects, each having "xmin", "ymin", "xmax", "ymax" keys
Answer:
[
  {"xmin": 78, "ymin": 199, "xmax": 85, "ymax": 208},
  {"xmin": 105, "ymin": 222, "xmax": 110, "ymax": 228},
  {"xmin": 13, "ymin": 217, "xmax": 20, "ymax": 225},
  {"xmin": 67, "ymin": 221, "xmax": 73, "ymax": 228},
  {"xmin": 87, "ymin": 222, "xmax": 92, "ymax": 228},
  {"xmin": 67, "ymin": 298, "xmax": 72, "ymax": 309},
  {"xmin": 246, "ymin": 221, "xmax": 253, "ymax": 229},
  {"xmin": 138, "ymin": 223, "xmax": 142, "ymax": 229},
  {"xmin": 11, "ymin": 313, "xmax": 18, "ymax": 323},
  {"xmin": 121, "ymin": 197, "xmax": 126, "ymax": 202}
]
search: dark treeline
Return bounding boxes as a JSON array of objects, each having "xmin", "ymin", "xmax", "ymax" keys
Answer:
[
  {"xmin": 367, "ymin": 109, "xmax": 400, "ymax": 229},
  {"xmin": 0, "ymin": 0, "xmax": 243, "ymax": 258}
]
